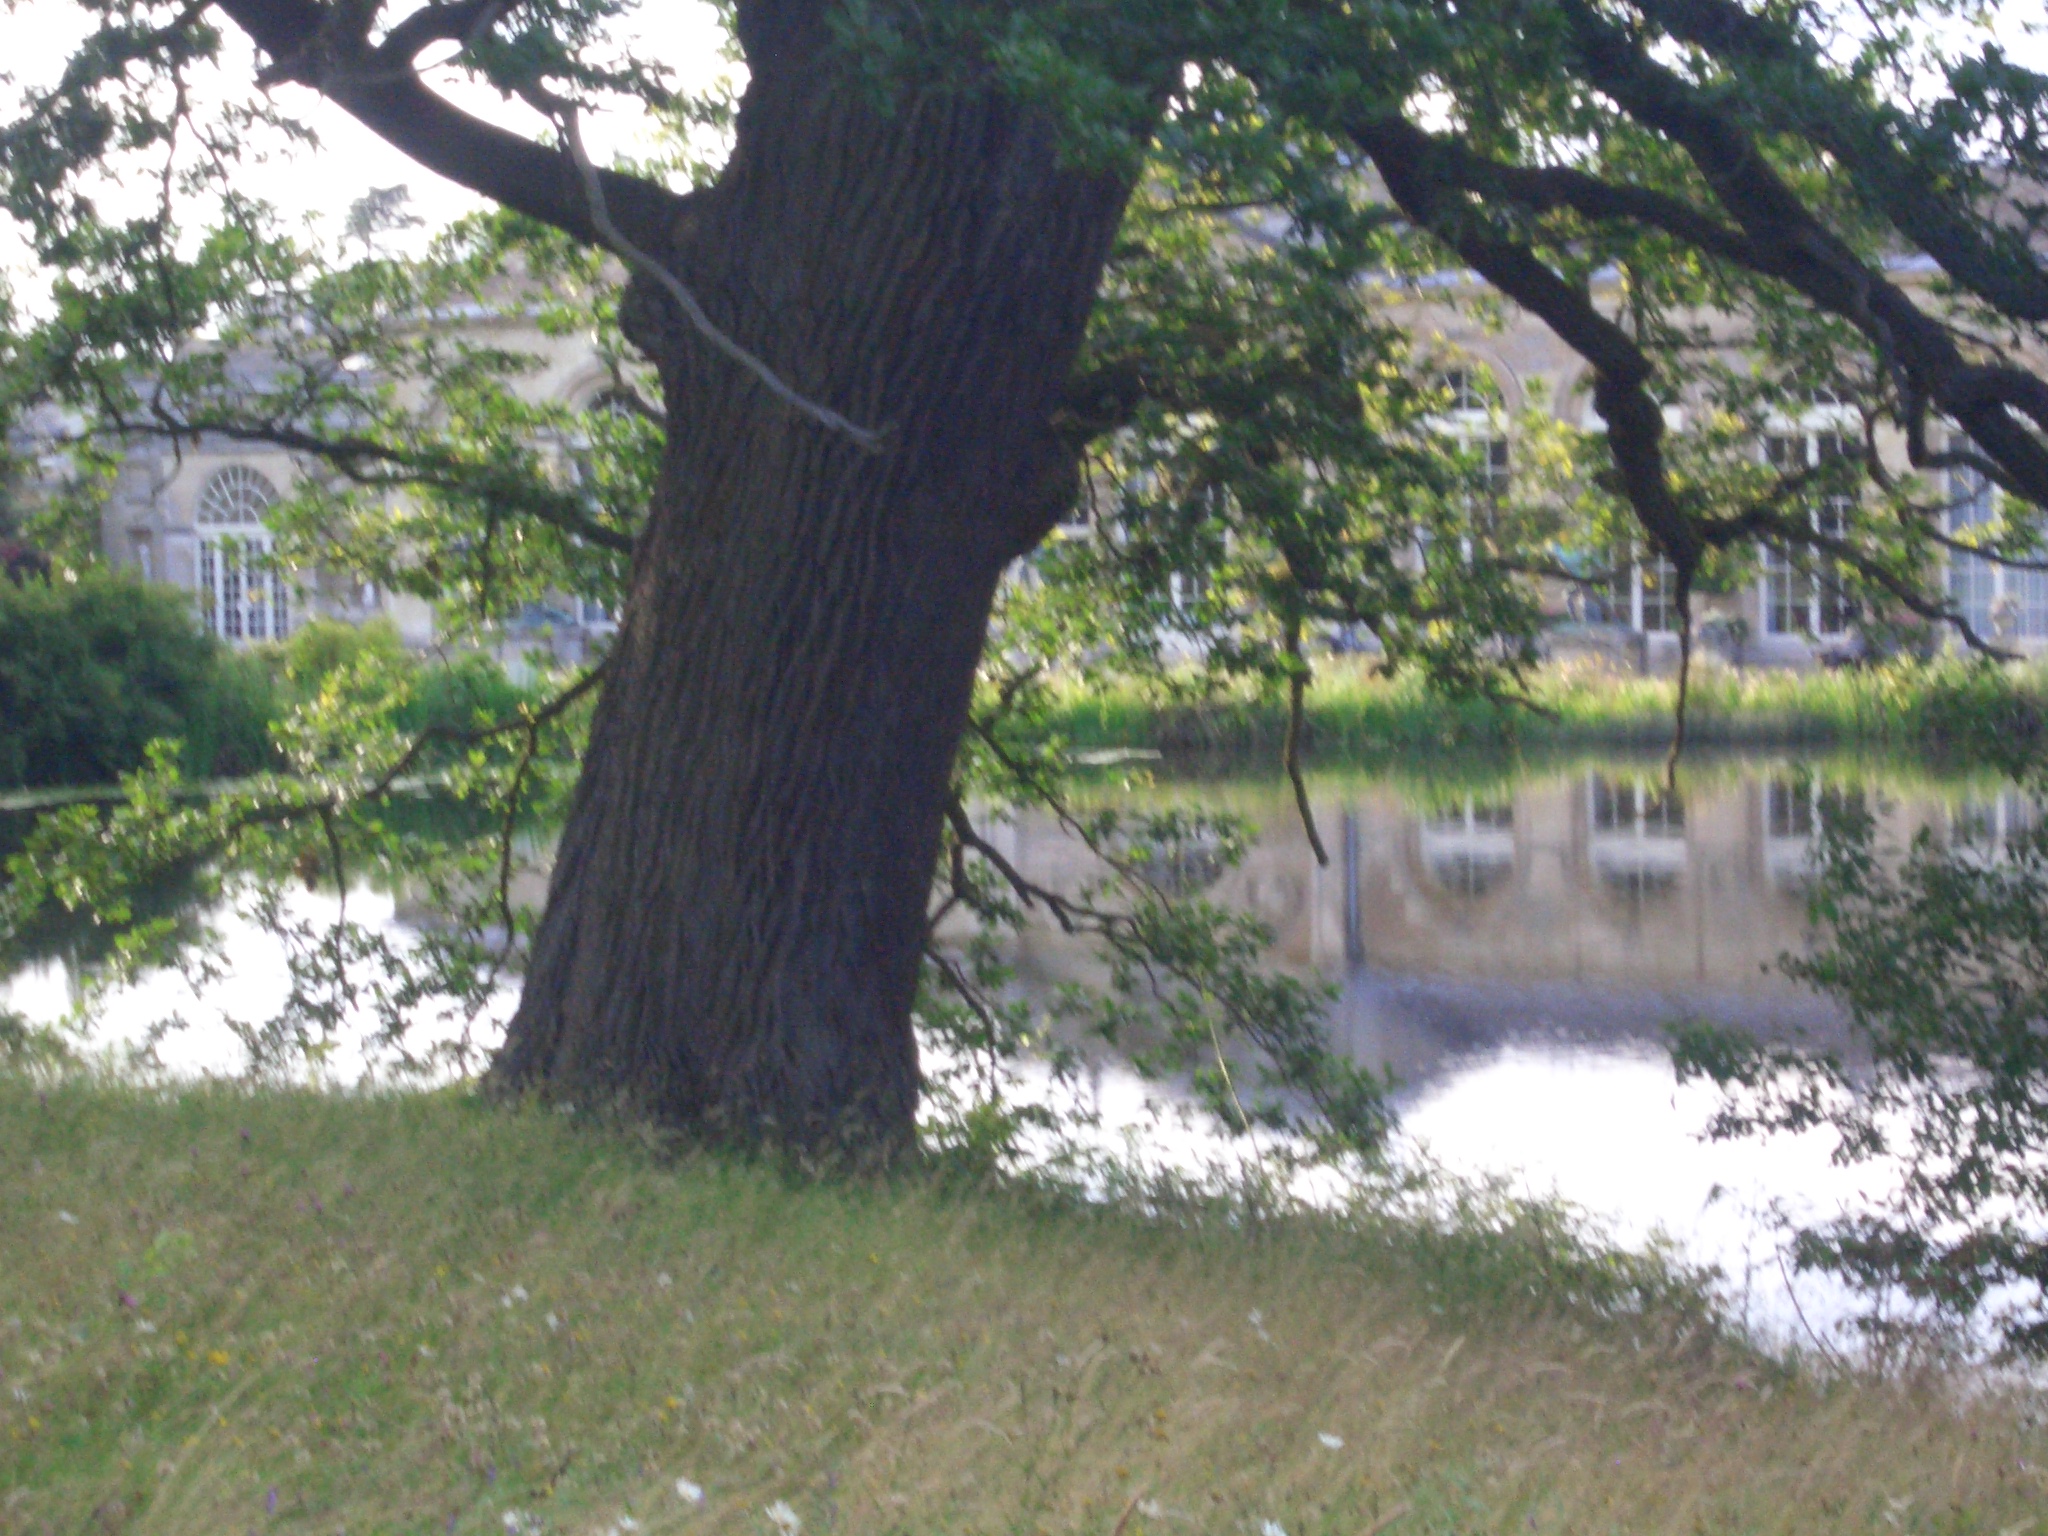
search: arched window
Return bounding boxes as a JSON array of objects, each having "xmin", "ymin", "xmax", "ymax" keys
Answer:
[
  {"xmin": 195, "ymin": 466, "xmax": 290, "ymax": 643},
  {"xmin": 196, "ymin": 464, "xmax": 276, "ymax": 528}
]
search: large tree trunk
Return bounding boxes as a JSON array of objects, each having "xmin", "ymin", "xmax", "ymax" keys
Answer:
[{"xmin": 489, "ymin": 4, "xmax": 1135, "ymax": 1151}]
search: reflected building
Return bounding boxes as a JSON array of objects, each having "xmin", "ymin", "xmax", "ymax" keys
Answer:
[
  {"xmin": 1587, "ymin": 776, "xmax": 1686, "ymax": 907},
  {"xmin": 949, "ymin": 763, "xmax": 1954, "ymax": 1086},
  {"xmin": 1417, "ymin": 796, "xmax": 1517, "ymax": 902},
  {"xmin": 1950, "ymin": 792, "xmax": 2042, "ymax": 867},
  {"xmin": 1762, "ymin": 778, "xmax": 1870, "ymax": 889},
  {"xmin": 983, "ymin": 763, "xmax": 1944, "ymax": 1000},
  {"xmin": 1763, "ymin": 777, "xmax": 1820, "ymax": 890}
]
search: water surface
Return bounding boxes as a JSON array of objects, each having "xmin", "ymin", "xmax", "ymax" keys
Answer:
[{"xmin": 2, "ymin": 750, "xmax": 2027, "ymax": 1353}]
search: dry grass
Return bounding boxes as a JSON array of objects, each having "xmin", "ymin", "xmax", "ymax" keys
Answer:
[{"xmin": 2, "ymin": 1077, "xmax": 2044, "ymax": 1536}]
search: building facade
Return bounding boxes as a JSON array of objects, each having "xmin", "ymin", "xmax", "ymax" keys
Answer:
[
  {"xmin": 1384, "ymin": 257, "xmax": 2038, "ymax": 670},
  {"xmin": 79, "ymin": 300, "xmax": 627, "ymax": 662},
  {"xmin": 60, "ymin": 260, "xmax": 2034, "ymax": 671}
]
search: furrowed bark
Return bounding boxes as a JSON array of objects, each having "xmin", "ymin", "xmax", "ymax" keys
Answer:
[{"xmin": 487, "ymin": 6, "xmax": 1136, "ymax": 1152}]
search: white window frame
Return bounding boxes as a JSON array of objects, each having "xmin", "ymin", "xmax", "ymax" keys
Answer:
[
  {"xmin": 1433, "ymin": 369, "xmax": 1511, "ymax": 499},
  {"xmin": 1576, "ymin": 397, "xmax": 1686, "ymax": 635},
  {"xmin": 1427, "ymin": 368, "xmax": 1511, "ymax": 566},
  {"xmin": 1946, "ymin": 464, "xmax": 2048, "ymax": 642},
  {"xmin": 1418, "ymin": 795, "xmax": 1517, "ymax": 899},
  {"xmin": 1587, "ymin": 774, "xmax": 1687, "ymax": 896},
  {"xmin": 1758, "ymin": 405, "xmax": 1860, "ymax": 640},
  {"xmin": 1951, "ymin": 791, "xmax": 2041, "ymax": 868},
  {"xmin": 1593, "ymin": 545, "xmax": 1682, "ymax": 634},
  {"xmin": 195, "ymin": 465, "xmax": 290, "ymax": 645}
]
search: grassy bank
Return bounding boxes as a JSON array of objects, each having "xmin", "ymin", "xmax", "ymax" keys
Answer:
[
  {"xmin": 3, "ymin": 1080, "xmax": 2044, "ymax": 1535},
  {"xmin": 1046, "ymin": 660, "xmax": 2048, "ymax": 763}
]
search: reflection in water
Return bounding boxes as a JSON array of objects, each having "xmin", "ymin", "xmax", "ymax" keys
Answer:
[
  {"xmin": 976, "ymin": 759, "xmax": 1994, "ymax": 1353},
  {"xmin": 1419, "ymin": 796, "xmax": 1515, "ymax": 899},
  {"xmin": 1766, "ymin": 778, "xmax": 1816, "ymax": 840},
  {"xmin": 1587, "ymin": 775, "xmax": 1685, "ymax": 905},
  {"xmin": 997, "ymin": 761, "xmax": 1932, "ymax": 1094},
  {"xmin": 1951, "ymin": 791, "xmax": 2042, "ymax": 866},
  {"xmin": 1764, "ymin": 779, "xmax": 1869, "ymax": 889},
  {"xmin": 0, "ymin": 755, "xmax": 2021, "ymax": 1355}
]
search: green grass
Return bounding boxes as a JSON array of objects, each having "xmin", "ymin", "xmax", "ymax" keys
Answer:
[
  {"xmin": 4, "ymin": 1077, "xmax": 2046, "ymax": 1535},
  {"xmin": 1045, "ymin": 658, "xmax": 2048, "ymax": 765},
  {"xmin": 1079, "ymin": 743, "xmax": 2029, "ymax": 817}
]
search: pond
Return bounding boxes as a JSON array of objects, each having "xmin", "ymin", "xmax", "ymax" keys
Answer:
[{"xmin": 0, "ymin": 749, "xmax": 2029, "ymax": 1357}]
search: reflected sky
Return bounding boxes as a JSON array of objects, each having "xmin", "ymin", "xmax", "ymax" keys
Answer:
[{"xmin": 3, "ymin": 752, "xmax": 2037, "ymax": 1358}]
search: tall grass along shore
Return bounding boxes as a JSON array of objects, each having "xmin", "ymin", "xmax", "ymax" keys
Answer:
[
  {"xmin": 3, "ymin": 1079, "xmax": 2044, "ymax": 1535},
  {"xmin": 1045, "ymin": 660, "xmax": 2048, "ymax": 764}
]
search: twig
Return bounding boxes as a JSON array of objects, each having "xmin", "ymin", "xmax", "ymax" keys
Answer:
[
  {"xmin": 316, "ymin": 801, "xmax": 349, "ymax": 921},
  {"xmin": 1205, "ymin": 1008, "xmax": 1254, "ymax": 1136},
  {"xmin": 945, "ymin": 795, "xmax": 1085, "ymax": 935},
  {"xmin": 1775, "ymin": 1242, "xmax": 1848, "ymax": 1373},
  {"xmin": 553, "ymin": 106, "xmax": 886, "ymax": 453},
  {"xmin": 1666, "ymin": 576, "xmax": 1692, "ymax": 792},
  {"xmin": 1283, "ymin": 619, "xmax": 1330, "ymax": 868}
]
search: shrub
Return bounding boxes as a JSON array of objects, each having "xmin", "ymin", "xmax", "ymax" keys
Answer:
[
  {"xmin": 280, "ymin": 615, "xmax": 408, "ymax": 693},
  {"xmin": 401, "ymin": 648, "xmax": 530, "ymax": 738},
  {"xmin": 282, "ymin": 616, "xmax": 534, "ymax": 747},
  {"xmin": 0, "ymin": 571, "xmax": 280, "ymax": 789}
]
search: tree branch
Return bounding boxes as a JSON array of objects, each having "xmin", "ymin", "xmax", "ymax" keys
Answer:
[
  {"xmin": 547, "ymin": 105, "xmax": 886, "ymax": 452},
  {"xmin": 1552, "ymin": 0, "xmax": 2048, "ymax": 508},
  {"xmin": 1282, "ymin": 616, "xmax": 1330, "ymax": 869},
  {"xmin": 1635, "ymin": 0, "xmax": 2048, "ymax": 324},
  {"xmin": 1347, "ymin": 114, "xmax": 1706, "ymax": 586},
  {"xmin": 212, "ymin": 0, "xmax": 686, "ymax": 253},
  {"xmin": 67, "ymin": 404, "xmax": 641, "ymax": 553},
  {"xmin": 1377, "ymin": 121, "xmax": 1764, "ymax": 270}
]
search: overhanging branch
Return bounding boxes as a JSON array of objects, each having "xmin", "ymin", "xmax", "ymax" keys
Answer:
[{"xmin": 213, "ymin": 0, "xmax": 686, "ymax": 254}]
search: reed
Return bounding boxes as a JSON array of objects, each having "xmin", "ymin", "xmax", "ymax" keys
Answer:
[{"xmin": 1044, "ymin": 658, "xmax": 2048, "ymax": 765}]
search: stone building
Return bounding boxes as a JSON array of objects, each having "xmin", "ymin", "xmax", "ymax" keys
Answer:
[
  {"xmin": 52, "ymin": 251, "xmax": 2035, "ymax": 670},
  {"xmin": 73, "ymin": 294, "xmax": 628, "ymax": 663},
  {"xmin": 1383, "ymin": 253, "xmax": 2034, "ymax": 670}
]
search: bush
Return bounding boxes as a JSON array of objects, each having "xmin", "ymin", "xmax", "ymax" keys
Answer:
[
  {"xmin": 0, "ymin": 571, "xmax": 281, "ymax": 789},
  {"xmin": 280, "ymin": 614, "xmax": 408, "ymax": 692},
  {"xmin": 0, "ymin": 589, "xmax": 537, "ymax": 793},
  {"xmin": 402, "ymin": 648, "xmax": 530, "ymax": 738},
  {"xmin": 189, "ymin": 647, "xmax": 283, "ymax": 779},
  {"xmin": 283, "ymin": 616, "xmax": 534, "ymax": 746}
]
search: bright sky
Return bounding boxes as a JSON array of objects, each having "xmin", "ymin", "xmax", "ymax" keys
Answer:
[
  {"xmin": 0, "ymin": 0, "xmax": 736, "ymax": 284},
  {"xmin": 0, "ymin": 0, "xmax": 2043, "ymax": 286}
]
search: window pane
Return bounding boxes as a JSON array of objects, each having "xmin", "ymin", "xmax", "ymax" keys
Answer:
[
  {"xmin": 221, "ymin": 550, "xmax": 244, "ymax": 640},
  {"xmin": 1641, "ymin": 556, "xmax": 1679, "ymax": 633},
  {"xmin": 198, "ymin": 543, "xmax": 219, "ymax": 637},
  {"xmin": 1948, "ymin": 467, "xmax": 1997, "ymax": 635},
  {"xmin": 1767, "ymin": 780, "xmax": 1813, "ymax": 839},
  {"xmin": 1763, "ymin": 548, "xmax": 1812, "ymax": 635},
  {"xmin": 1484, "ymin": 436, "xmax": 1511, "ymax": 497},
  {"xmin": 247, "ymin": 565, "xmax": 269, "ymax": 641}
]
